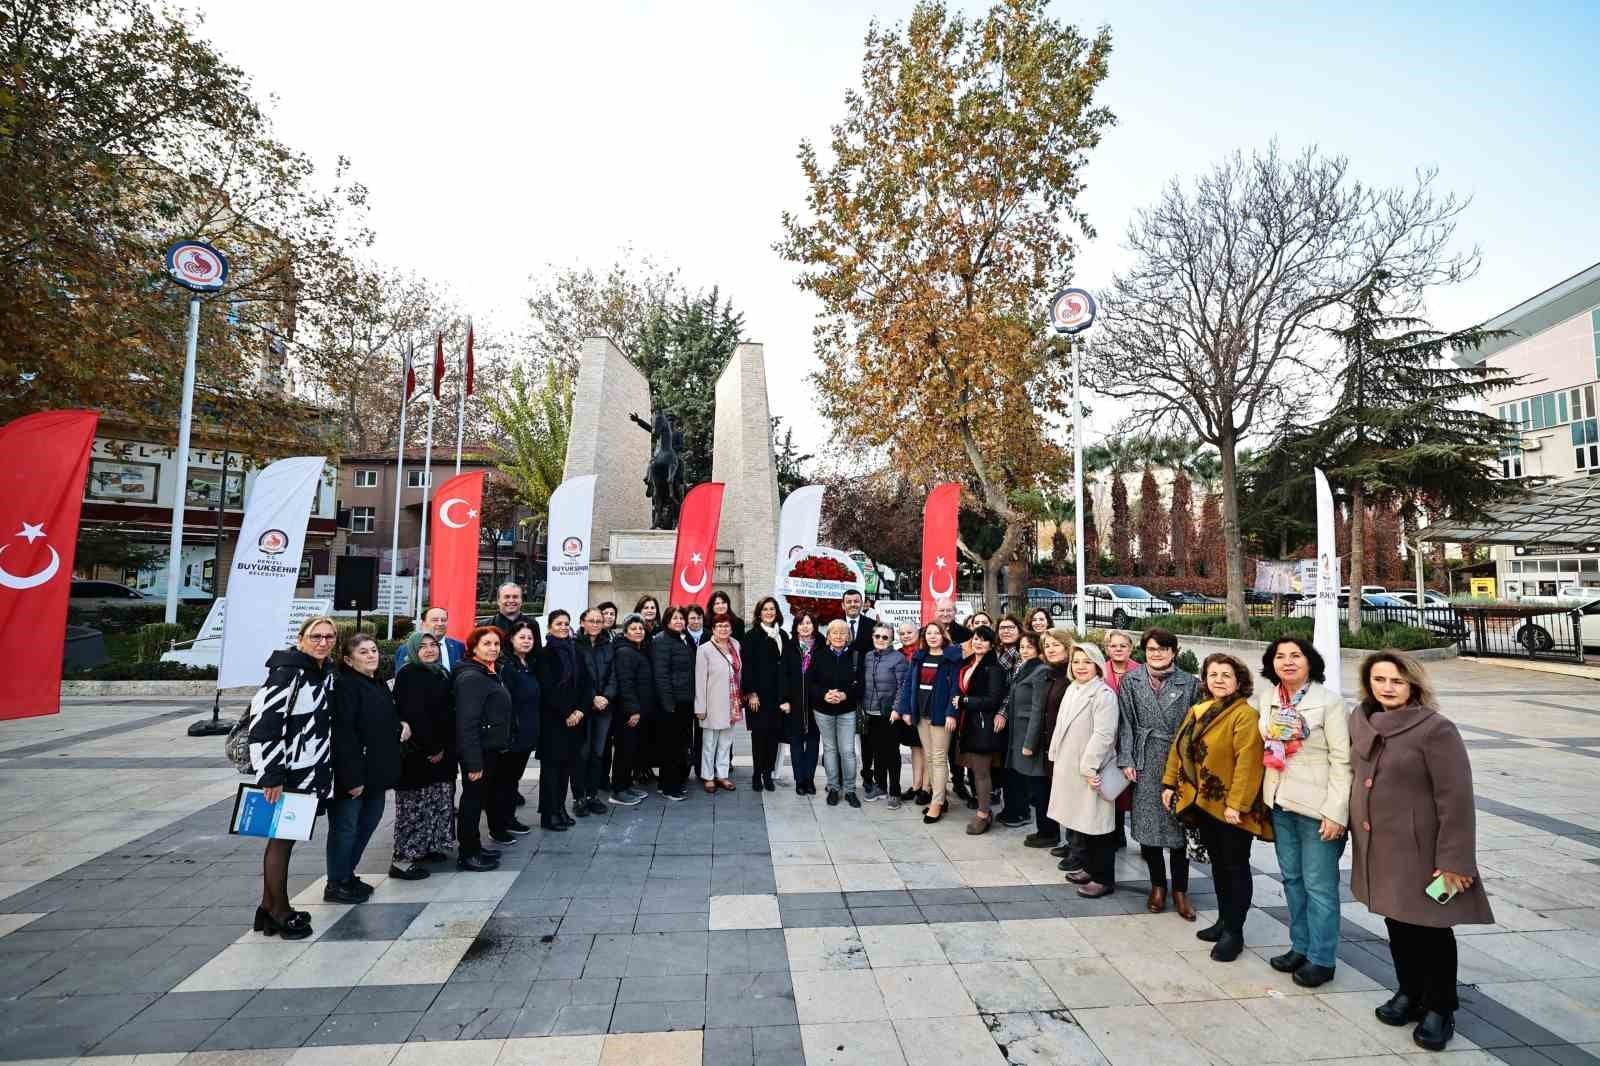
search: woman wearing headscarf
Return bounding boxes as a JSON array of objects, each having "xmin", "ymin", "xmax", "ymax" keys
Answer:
[
  {"xmin": 391, "ymin": 630, "xmax": 456, "ymax": 880},
  {"xmin": 1047, "ymin": 642, "xmax": 1120, "ymax": 897},
  {"xmin": 740, "ymin": 596, "xmax": 792, "ymax": 793},
  {"xmin": 1116, "ymin": 627, "xmax": 1201, "ymax": 920},
  {"xmin": 247, "ymin": 616, "xmax": 337, "ymax": 938},
  {"xmin": 537, "ymin": 610, "xmax": 592, "ymax": 829}
]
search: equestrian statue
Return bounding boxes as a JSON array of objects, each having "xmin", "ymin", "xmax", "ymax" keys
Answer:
[{"xmin": 629, "ymin": 409, "xmax": 686, "ymax": 529}]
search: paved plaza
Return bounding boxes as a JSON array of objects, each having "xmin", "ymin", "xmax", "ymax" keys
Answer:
[{"xmin": 2, "ymin": 651, "xmax": 1599, "ymax": 1065}]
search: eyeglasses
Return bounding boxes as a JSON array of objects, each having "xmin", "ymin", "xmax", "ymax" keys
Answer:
[
  {"xmin": 872, "ymin": 634, "xmax": 891, "ymax": 641},
  {"xmin": 307, "ymin": 633, "xmax": 336, "ymax": 643}
]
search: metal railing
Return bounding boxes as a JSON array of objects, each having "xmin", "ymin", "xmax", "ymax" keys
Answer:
[{"xmin": 1452, "ymin": 606, "xmax": 1588, "ymax": 664}]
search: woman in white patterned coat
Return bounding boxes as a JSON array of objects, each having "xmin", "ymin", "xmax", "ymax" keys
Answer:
[
  {"xmin": 1047, "ymin": 643, "xmax": 1120, "ymax": 898},
  {"xmin": 246, "ymin": 616, "xmax": 337, "ymax": 940}
]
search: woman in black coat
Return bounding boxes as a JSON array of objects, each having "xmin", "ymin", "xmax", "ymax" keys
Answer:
[
  {"xmin": 610, "ymin": 614, "xmax": 656, "ymax": 802},
  {"xmin": 454, "ymin": 628, "xmax": 514, "ymax": 870},
  {"xmin": 537, "ymin": 610, "xmax": 592, "ymax": 829},
  {"xmin": 495, "ymin": 621, "xmax": 541, "ymax": 840},
  {"xmin": 740, "ymin": 596, "xmax": 792, "ymax": 793},
  {"xmin": 955, "ymin": 625, "xmax": 1009, "ymax": 835},
  {"xmin": 708, "ymin": 590, "xmax": 746, "ymax": 640},
  {"xmin": 652, "ymin": 607, "xmax": 697, "ymax": 799},
  {"xmin": 391, "ymin": 631, "xmax": 456, "ymax": 880},
  {"xmin": 325, "ymin": 633, "xmax": 405, "ymax": 903},
  {"xmin": 784, "ymin": 612, "xmax": 823, "ymax": 795}
]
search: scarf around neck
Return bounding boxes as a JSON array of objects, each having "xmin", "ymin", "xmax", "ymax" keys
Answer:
[
  {"xmin": 546, "ymin": 634, "xmax": 577, "ymax": 685},
  {"xmin": 1145, "ymin": 661, "xmax": 1174, "ymax": 694}
]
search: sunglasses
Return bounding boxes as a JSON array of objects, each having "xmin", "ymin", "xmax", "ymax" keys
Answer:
[{"xmin": 873, "ymin": 634, "xmax": 891, "ymax": 641}]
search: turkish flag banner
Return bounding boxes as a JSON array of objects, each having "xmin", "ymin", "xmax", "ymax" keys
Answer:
[
  {"xmin": 920, "ymin": 482, "xmax": 961, "ymax": 624},
  {"xmin": 669, "ymin": 483, "xmax": 725, "ymax": 608},
  {"xmin": 429, "ymin": 471, "xmax": 483, "ymax": 643},
  {"xmin": 0, "ymin": 410, "xmax": 99, "ymax": 719}
]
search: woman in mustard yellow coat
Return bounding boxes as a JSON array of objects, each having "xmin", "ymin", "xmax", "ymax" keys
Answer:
[{"xmin": 1162, "ymin": 653, "xmax": 1272, "ymax": 963}]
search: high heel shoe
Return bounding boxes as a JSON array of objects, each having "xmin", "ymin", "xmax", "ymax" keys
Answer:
[
  {"xmin": 923, "ymin": 805, "xmax": 944, "ymax": 825},
  {"xmin": 255, "ymin": 907, "xmax": 312, "ymax": 940}
]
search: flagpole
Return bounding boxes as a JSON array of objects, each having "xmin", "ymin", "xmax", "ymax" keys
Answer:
[
  {"xmin": 386, "ymin": 343, "xmax": 411, "ymax": 640},
  {"xmin": 417, "ymin": 398, "xmax": 437, "ymax": 613},
  {"xmin": 454, "ymin": 319, "xmax": 469, "ymax": 476}
]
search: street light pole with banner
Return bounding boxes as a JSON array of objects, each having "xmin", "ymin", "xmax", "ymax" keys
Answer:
[
  {"xmin": 161, "ymin": 239, "xmax": 229, "ymax": 625},
  {"xmin": 1048, "ymin": 286, "xmax": 1096, "ymax": 637}
]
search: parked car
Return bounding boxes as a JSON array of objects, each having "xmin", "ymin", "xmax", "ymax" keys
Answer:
[
  {"xmin": 1025, "ymin": 587, "xmax": 1073, "ymax": 617},
  {"xmin": 1080, "ymin": 584, "xmax": 1174, "ymax": 628},
  {"xmin": 69, "ymin": 581, "xmax": 154, "ymax": 609},
  {"xmin": 1389, "ymin": 589, "xmax": 1452, "ymax": 608},
  {"xmin": 1291, "ymin": 592, "xmax": 1464, "ymax": 640},
  {"xmin": 1515, "ymin": 588, "xmax": 1600, "ymax": 652},
  {"xmin": 1162, "ymin": 590, "xmax": 1223, "ymax": 610},
  {"xmin": 1339, "ymin": 585, "xmax": 1388, "ymax": 597}
]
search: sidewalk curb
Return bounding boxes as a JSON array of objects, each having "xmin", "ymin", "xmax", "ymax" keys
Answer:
[
  {"xmin": 60, "ymin": 681, "xmax": 251, "ymax": 697},
  {"xmin": 1456, "ymin": 657, "xmax": 1600, "ymax": 682}
]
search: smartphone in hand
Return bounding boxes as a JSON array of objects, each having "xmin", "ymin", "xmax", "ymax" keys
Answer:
[{"xmin": 1425, "ymin": 874, "xmax": 1454, "ymax": 904}]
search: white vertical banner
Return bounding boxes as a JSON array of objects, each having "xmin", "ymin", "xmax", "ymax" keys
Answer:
[
  {"xmin": 773, "ymin": 485, "xmax": 825, "ymax": 599},
  {"xmin": 218, "ymin": 456, "xmax": 326, "ymax": 689},
  {"xmin": 545, "ymin": 475, "xmax": 596, "ymax": 622},
  {"xmin": 1312, "ymin": 468, "xmax": 1342, "ymax": 698}
]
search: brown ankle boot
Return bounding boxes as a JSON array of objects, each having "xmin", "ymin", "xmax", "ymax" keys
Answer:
[
  {"xmin": 1173, "ymin": 891, "xmax": 1196, "ymax": 921},
  {"xmin": 1146, "ymin": 886, "xmax": 1167, "ymax": 913}
]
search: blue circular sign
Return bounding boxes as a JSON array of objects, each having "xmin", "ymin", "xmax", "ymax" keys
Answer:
[
  {"xmin": 1048, "ymin": 287, "xmax": 1096, "ymax": 334},
  {"xmin": 163, "ymin": 240, "xmax": 229, "ymax": 292}
]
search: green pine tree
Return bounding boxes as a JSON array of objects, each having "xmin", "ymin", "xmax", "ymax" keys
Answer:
[
  {"xmin": 632, "ymin": 288, "xmax": 745, "ymax": 487},
  {"xmin": 1297, "ymin": 271, "xmax": 1522, "ymax": 633}
]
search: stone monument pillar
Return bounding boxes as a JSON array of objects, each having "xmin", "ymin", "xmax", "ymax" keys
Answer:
[
  {"xmin": 711, "ymin": 342, "xmax": 781, "ymax": 614},
  {"xmin": 563, "ymin": 336, "xmax": 652, "ymax": 543}
]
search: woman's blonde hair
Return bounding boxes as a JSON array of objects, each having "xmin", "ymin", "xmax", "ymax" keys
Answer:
[
  {"xmin": 1103, "ymin": 629, "xmax": 1136, "ymax": 647},
  {"xmin": 1358, "ymin": 650, "xmax": 1435, "ymax": 709},
  {"xmin": 825, "ymin": 618, "xmax": 852, "ymax": 640},
  {"xmin": 1040, "ymin": 628, "xmax": 1076, "ymax": 662},
  {"xmin": 297, "ymin": 615, "xmax": 337, "ymax": 641}
]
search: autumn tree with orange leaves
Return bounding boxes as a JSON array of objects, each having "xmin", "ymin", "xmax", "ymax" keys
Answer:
[{"xmin": 777, "ymin": 0, "xmax": 1114, "ymax": 609}]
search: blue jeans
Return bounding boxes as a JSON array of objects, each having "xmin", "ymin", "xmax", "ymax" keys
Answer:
[
  {"xmin": 817, "ymin": 711, "xmax": 858, "ymax": 794},
  {"xmin": 326, "ymin": 789, "xmax": 386, "ymax": 885},
  {"xmin": 1271, "ymin": 807, "xmax": 1346, "ymax": 968}
]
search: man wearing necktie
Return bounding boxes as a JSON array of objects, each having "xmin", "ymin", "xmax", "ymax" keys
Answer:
[
  {"xmin": 394, "ymin": 606, "xmax": 466, "ymax": 670},
  {"xmin": 840, "ymin": 589, "xmax": 875, "ymax": 789}
]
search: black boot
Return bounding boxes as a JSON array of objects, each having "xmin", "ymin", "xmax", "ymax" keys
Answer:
[
  {"xmin": 1292, "ymin": 963, "xmax": 1335, "ymax": 988},
  {"xmin": 1195, "ymin": 921, "xmax": 1223, "ymax": 943},
  {"xmin": 1269, "ymin": 950, "xmax": 1307, "ymax": 974},
  {"xmin": 1210, "ymin": 930, "xmax": 1244, "ymax": 962},
  {"xmin": 1375, "ymin": 992, "xmax": 1423, "ymax": 1027},
  {"xmin": 1412, "ymin": 1011, "xmax": 1454, "ymax": 1052}
]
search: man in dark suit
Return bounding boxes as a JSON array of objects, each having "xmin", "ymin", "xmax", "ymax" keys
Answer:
[
  {"xmin": 838, "ymin": 589, "xmax": 876, "ymax": 789},
  {"xmin": 393, "ymin": 605, "xmax": 468, "ymax": 671},
  {"xmin": 491, "ymin": 582, "xmax": 542, "ymax": 648}
]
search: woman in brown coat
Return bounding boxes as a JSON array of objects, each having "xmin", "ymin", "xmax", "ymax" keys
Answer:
[{"xmin": 1349, "ymin": 651, "xmax": 1492, "ymax": 1053}]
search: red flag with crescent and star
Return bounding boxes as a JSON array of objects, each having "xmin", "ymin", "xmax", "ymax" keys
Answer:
[
  {"xmin": 921, "ymin": 482, "xmax": 961, "ymax": 624},
  {"xmin": 428, "ymin": 471, "xmax": 484, "ymax": 643},
  {"xmin": 669, "ymin": 483, "xmax": 725, "ymax": 608},
  {"xmin": 0, "ymin": 410, "xmax": 98, "ymax": 719}
]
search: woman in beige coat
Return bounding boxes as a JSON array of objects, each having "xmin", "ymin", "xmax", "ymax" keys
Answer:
[
  {"xmin": 694, "ymin": 617, "xmax": 743, "ymax": 793},
  {"xmin": 1046, "ymin": 643, "xmax": 1120, "ymax": 898},
  {"xmin": 1252, "ymin": 636, "xmax": 1351, "ymax": 989},
  {"xmin": 1350, "ymin": 651, "xmax": 1492, "ymax": 1052}
]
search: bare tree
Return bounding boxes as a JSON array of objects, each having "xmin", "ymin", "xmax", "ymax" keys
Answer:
[{"xmin": 1085, "ymin": 143, "xmax": 1476, "ymax": 631}]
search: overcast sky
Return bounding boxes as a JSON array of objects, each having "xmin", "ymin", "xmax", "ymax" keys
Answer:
[{"xmin": 191, "ymin": 0, "xmax": 1600, "ymax": 459}]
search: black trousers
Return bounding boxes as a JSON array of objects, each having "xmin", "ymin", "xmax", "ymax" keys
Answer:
[
  {"xmin": 489, "ymin": 749, "xmax": 531, "ymax": 833},
  {"xmin": 1386, "ymin": 919, "xmax": 1459, "ymax": 1013},
  {"xmin": 457, "ymin": 764, "xmax": 492, "ymax": 858},
  {"xmin": 751, "ymin": 729, "xmax": 782, "ymax": 778},
  {"xmin": 658, "ymin": 707, "xmax": 692, "ymax": 793},
  {"xmin": 1011, "ymin": 771, "xmax": 1057, "ymax": 835},
  {"xmin": 1142, "ymin": 845, "xmax": 1190, "ymax": 892},
  {"xmin": 1196, "ymin": 812, "xmax": 1254, "ymax": 934},
  {"xmin": 538, "ymin": 756, "xmax": 572, "ymax": 825},
  {"xmin": 611, "ymin": 714, "xmax": 644, "ymax": 791},
  {"xmin": 863, "ymin": 715, "xmax": 899, "ymax": 792},
  {"xmin": 1080, "ymin": 829, "xmax": 1119, "ymax": 887}
]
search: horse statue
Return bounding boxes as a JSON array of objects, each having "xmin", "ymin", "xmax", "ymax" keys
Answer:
[{"xmin": 629, "ymin": 409, "xmax": 684, "ymax": 529}]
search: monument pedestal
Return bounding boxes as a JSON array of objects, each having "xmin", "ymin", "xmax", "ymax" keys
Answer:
[{"xmin": 587, "ymin": 530, "xmax": 743, "ymax": 616}]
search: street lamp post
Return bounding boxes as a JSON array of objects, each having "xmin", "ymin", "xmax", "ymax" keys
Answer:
[
  {"xmin": 1047, "ymin": 287, "xmax": 1098, "ymax": 637},
  {"xmin": 160, "ymin": 240, "xmax": 229, "ymax": 625}
]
